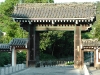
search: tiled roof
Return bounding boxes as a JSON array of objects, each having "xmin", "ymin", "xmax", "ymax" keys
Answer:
[
  {"xmin": 0, "ymin": 44, "xmax": 10, "ymax": 51},
  {"xmin": 97, "ymin": 41, "xmax": 100, "ymax": 47},
  {"xmin": 12, "ymin": 3, "xmax": 96, "ymax": 22},
  {"xmin": 9, "ymin": 38, "xmax": 28, "ymax": 46},
  {"xmin": 82, "ymin": 39, "xmax": 98, "ymax": 47},
  {"xmin": 0, "ymin": 38, "xmax": 28, "ymax": 51}
]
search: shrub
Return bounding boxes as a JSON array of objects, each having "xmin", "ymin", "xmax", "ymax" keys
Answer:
[{"xmin": 66, "ymin": 61, "xmax": 74, "ymax": 65}]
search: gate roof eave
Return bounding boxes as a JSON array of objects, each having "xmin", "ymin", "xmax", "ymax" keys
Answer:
[
  {"xmin": 81, "ymin": 39, "xmax": 100, "ymax": 49},
  {"xmin": 13, "ymin": 17, "xmax": 95, "ymax": 23},
  {"xmin": 0, "ymin": 44, "xmax": 10, "ymax": 52},
  {"xmin": 9, "ymin": 38, "xmax": 28, "ymax": 49}
]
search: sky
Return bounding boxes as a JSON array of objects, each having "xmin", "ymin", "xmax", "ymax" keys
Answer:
[
  {"xmin": 0, "ymin": 0, "xmax": 100, "ymax": 3},
  {"xmin": 0, "ymin": 0, "xmax": 5, "ymax": 2}
]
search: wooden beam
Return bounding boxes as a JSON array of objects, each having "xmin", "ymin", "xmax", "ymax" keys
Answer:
[
  {"xmin": 83, "ymin": 49, "xmax": 95, "ymax": 52},
  {"xmin": 35, "ymin": 25, "xmax": 91, "ymax": 31}
]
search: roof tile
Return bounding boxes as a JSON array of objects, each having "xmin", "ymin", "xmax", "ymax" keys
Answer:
[
  {"xmin": 9, "ymin": 38, "xmax": 28, "ymax": 46},
  {"xmin": 12, "ymin": 3, "xmax": 96, "ymax": 20},
  {"xmin": 0, "ymin": 44, "xmax": 10, "ymax": 50}
]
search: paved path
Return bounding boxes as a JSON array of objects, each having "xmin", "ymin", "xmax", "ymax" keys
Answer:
[
  {"xmin": 88, "ymin": 67, "xmax": 100, "ymax": 75},
  {"xmin": 10, "ymin": 66, "xmax": 81, "ymax": 75}
]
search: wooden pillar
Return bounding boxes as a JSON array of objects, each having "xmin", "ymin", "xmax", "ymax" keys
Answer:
[
  {"xmin": 95, "ymin": 49, "xmax": 100, "ymax": 68},
  {"xmin": 95, "ymin": 49, "xmax": 98, "ymax": 67},
  {"xmin": 28, "ymin": 23, "xmax": 40, "ymax": 67},
  {"xmin": 35, "ymin": 32, "xmax": 40, "ymax": 62},
  {"xmin": 12, "ymin": 47, "xmax": 16, "ymax": 66},
  {"xmin": 81, "ymin": 49, "xmax": 84, "ymax": 68},
  {"xmin": 26, "ymin": 49, "xmax": 29, "ymax": 67},
  {"xmin": 74, "ymin": 25, "xmax": 82, "ymax": 69},
  {"xmin": 94, "ymin": 50, "xmax": 96, "ymax": 67},
  {"xmin": 28, "ymin": 24, "xmax": 34, "ymax": 66}
]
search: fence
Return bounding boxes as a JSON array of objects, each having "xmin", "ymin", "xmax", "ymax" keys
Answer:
[
  {"xmin": 0, "ymin": 64, "xmax": 25, "ymax": 75},
  {"xmin": 35, "ymin": 60, "xmax": 74, "ymax": 67},
  {"xmin": 0, "ymin": 60, "xmax": 74, "ymax": 75}
]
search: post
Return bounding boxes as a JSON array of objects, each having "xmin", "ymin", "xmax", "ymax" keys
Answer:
[
  {"xmin": 94, "ymin": 50, "xmax": 96, "ymax": 67},
  {"xmin": 81, "ymin": 49, "xmax": 84, "ymax": 68},
  {"xmin": 28, "ymin": 24, "xmax": 35, "ymax": 66},
  {"xmin": 35, "ymin": 32, "xmax": 40, "ymax": 62},
  {"xmin": 26, "ymin": 49, "xmax": 29, "ymax": 67},
  {"xmin": 74, "ymin": 25, "xmax": 82, "ymax": 68},
  {"xmin": 28, "ymin": 23, "xmax": 40, "ymax": 67},
  {"xmin": 12, "ymin": 47, "xmax": 16, "ymax": 66}
]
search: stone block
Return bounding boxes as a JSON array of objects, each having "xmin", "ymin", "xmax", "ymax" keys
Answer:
[
  {"xmin": 0, "ymin": 68, "xmax": 4, "ymax": 75},
  {"xmin": 18, "ymin": 64, "xmax": 22, "ymax": 70},
  {"xmin": 22, "ymin": 64, "xmax": 24, "ymax": 69},
  {"xmin": 12, "ymin": 66, "xmax": 16, "ymax": 72},
  {"xmin": 5, "ymin": 67, "xmax": 9, "ymax": 74},
  {"xmin": 16, "ymin": 65, "xmax": 18, "ymax": 71},
  {"xmin": 9, "ymin": 67, "xmax": 12, "ymax": 74}
]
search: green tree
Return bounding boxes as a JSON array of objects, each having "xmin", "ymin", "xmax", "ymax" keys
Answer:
[
  {"xmin": 17, "ymin": 51, "xmax": 26, "ymax": 64},
  {"xmin": 0, "ymin": 0, "xmax": 54, "ymax": 43},
  {"xmin": 94, "ymin": 1, "xmax": 100, "ymax": 40},
  {"xmin": 40, "ymin": 31, "xmax": 74, "ymax": 58}
]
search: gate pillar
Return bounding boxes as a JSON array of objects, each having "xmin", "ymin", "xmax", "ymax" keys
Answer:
[
  {"xmin": 74, "ymin": 25, "xmax": 82, "ymax": 68},
  {"xmin": 28, "ymin": 24, "xmax": 40, "ymax": 67},
  {"xmin": 12, "ymin": 47, "xmax": 16, "ymax": 66}
]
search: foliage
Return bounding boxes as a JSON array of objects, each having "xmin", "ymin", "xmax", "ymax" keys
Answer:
[
  {"xmin": 40, "ymin": 31, "xmax": 74, "ymax": 58},
  {"xmin": 0, "ymin": 0, "xmax": 28, "ymax": 43},
  {"xmin": 66, "ymin": 61, "xmax": 74, "ymax": 65},
  {"xmin": 17, "ymin": 51, "xmax": 26, "ymax": 64},
  {"xmin": 93, "ymin": 1, "xmax": 100, "ymax": 40},
  {"xmin": 24, "ymin": 0, "xmax": 54, "ymax": 3},
  {"xmin": 40, "ymin": 53, "xmax": 56, "ymax": 60},
  {"xmin": 0, "ymin": 0, "xmax": 54, "ymax": 43},
  {"xmin": 0, "ymin": 52, "xmax": 11, "ymax": 66}
]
